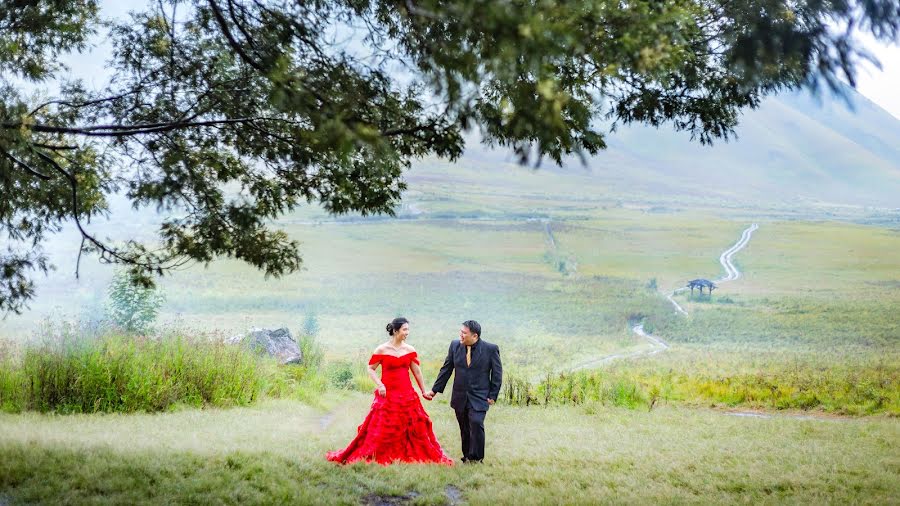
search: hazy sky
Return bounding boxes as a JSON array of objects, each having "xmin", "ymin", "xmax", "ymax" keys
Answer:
[
  {"xmin": 66, "ymin": 0, "xmax": 900, "ymax": 120},
  {"xmin": 854, "ymin": 34, "xmax": 900, "ymax": 120}
]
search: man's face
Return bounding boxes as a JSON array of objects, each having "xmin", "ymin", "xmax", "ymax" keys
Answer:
[{"xmin": 459, "ymin": 325, "xmax": 478, "ymax": 345}]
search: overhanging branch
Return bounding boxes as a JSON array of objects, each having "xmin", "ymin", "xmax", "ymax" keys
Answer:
[
  {"xmin": 0, "ymin": 146, "xmax": 53, "ymax": 180},
  {"xmin": 3, "ymin": 116, "xmax": 303, "ymax": 138}
]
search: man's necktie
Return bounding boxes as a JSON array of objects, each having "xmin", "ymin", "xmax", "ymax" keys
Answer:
[{"xmin": 466, "ymin": 345, "xmax": 471, "ymax": 367}]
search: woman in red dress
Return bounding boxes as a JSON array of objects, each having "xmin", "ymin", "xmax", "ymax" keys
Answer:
[{"xmin": 326, "ymin": 317, "xmax": 453, "ymax": 465}]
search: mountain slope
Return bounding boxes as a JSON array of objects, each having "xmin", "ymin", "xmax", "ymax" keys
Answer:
[{"xmin": 459, "ymin": 86, "xmax": 900, "ymax": 208}]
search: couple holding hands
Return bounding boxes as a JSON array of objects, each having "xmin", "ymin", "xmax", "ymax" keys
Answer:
[{"xmin": 326, "ymin": 317, "xmax": 502, "ymax": 465}]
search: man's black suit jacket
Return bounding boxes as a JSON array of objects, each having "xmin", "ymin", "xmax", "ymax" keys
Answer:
[{"xmin": 431, "ymin": 339, "xmax": 502, "ymax": 411}]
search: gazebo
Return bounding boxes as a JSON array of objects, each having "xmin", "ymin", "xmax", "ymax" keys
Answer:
[{"xmin": 687, "ymin": 279, "xmax": 716, "ymax": 295}]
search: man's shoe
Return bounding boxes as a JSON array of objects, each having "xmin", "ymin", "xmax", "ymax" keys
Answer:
[{"xmin": 460, "ymin": 457, "xmax": 468, "ymax": 463}]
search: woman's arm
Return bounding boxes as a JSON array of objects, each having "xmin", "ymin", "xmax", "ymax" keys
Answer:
[
  {"xmin": 368, "ymin": 362, "xmax": 386, "ymax": 396},
  {"xmin": 410, "ymin": 361, "xmax": 426, "ymax": 394}
]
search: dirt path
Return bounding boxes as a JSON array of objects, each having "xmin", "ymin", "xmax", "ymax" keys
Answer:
[
  {"xmin": 626, "ymin": 225, "xmax": 844, "ymax": 421},
  {"xmin": 565, "ymin": 225, "xmax": 758, "ymax": 373},
  {"xmin": 716, "ymin": 223, "xmax": 759, "ymax": 283},
  {"xmin": 636, "ymin": 223, "xmax": 758, "ymax": 354},
  {"xmin": 563, "ymin": 323, "xmax": 669, "ymax": 373},
  {"xmin": 666, "ymin": 223, "xmax": 758, "ymax": 316}
]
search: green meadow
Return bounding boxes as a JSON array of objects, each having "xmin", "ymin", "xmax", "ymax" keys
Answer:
[
  {"xmin": 1, "ymin": 398, "xmax": 898, "ymax": 505},
  {"xmin": 1, "ymin": 160, "xmax": 898, "ymax": 503}
]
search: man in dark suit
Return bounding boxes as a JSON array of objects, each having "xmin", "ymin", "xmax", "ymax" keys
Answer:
[{"xmin": 425, "ymin": 320, "xmax": 502, "ymax": 463}]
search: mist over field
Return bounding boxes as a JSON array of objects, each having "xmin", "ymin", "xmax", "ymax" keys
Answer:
[
  {"xmin": 5, "ymin": 86, "xmax": 898, "ymax": 352},
  {"xmin": 2, "ymin": 2, "xmax": 899, "ymax": 502}
]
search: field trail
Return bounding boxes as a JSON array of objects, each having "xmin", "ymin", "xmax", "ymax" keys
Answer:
[
  {"xmin": 640, "ymin": 222, "xmax": 759, "ymax": 354},
  {"xmin": 666, "ymin": 223, "xmax": 759, "ymax": 316},
  {"xmin": 562, "ymin": 223, "xmax": 841, "ymax": 420},
  {"xmin": 565, "ymin": 224, "xmax": 758, "ymax": 373},
  {"xmin": 565, "ymin": 323, "xmax": 668, "ymax": 373}
]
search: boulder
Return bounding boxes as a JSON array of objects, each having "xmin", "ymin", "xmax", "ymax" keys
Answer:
[{"xmin": 226, "ymin": 327, "xmax": 302, "ymax": 365}]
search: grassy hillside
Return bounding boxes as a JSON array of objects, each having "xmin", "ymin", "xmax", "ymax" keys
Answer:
[
  {"xmin": 453, "ymin": 87, "xmax": 900, "ymax": 208},
  {"xmin": 571, "ymin": 87, "xmax": 900, "ymax": 207}
]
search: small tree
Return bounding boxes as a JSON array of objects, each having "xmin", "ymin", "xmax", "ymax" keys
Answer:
[
  {"xmin": 106, "ymin": 270, "xmax": 165, "ymax": 334},
  {"xmin": 302, "ymin": 313, "xmax": 320, "ymax": 337}
]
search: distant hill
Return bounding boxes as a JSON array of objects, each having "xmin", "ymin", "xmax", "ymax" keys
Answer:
[{"xmin": 457, "ymin": 85, "xmax": 900, "ymax": 208}]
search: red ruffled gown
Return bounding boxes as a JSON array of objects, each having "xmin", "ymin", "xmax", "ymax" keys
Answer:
[{"xmin": 326, "ymin": 352, "xmax": 453, "ymax": 465}]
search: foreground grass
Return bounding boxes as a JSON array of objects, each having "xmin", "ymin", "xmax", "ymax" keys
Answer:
[{"xmin": 0, "ymin": 396, "xmax": 897, "ymax": 504}]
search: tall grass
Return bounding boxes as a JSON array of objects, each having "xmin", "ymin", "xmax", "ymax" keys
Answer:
[
  {"xmin": 0, "ymin": 329, "xmax": 326, "ymax": 414},
  {"xmin": 502, "ymin": 371, "xmax": 649, "ymax": 410},
  {"xmin": 501, "ymin": 358, "xmax": 900, "ymax": 416}
]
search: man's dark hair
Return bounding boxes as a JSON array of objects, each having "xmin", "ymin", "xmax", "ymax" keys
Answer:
[{"xmin": 462, "ymin": 320, "xmax": 481, "ymax": 338}]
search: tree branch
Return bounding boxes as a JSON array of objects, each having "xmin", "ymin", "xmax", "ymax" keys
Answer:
[
  {"xmin": 3, "ymin": 117, "xmax": 304, "ymax": 137},
  {"xmin": 28, "ymin": 147, "xmax": 168, "ymax": 271},
  {"xmin": 32, "ymin": 142, "xmax": 79, "ymax": 151},
  {"xmin": 0, "ymin": 146, "xmax": 53, "ymax": 180},
  {"xmin": 207, "ymin": 0, "xmax": 268, "ymax": 73},
  {"xmin": 27, "ymin": 89, "xmax": 146, "ymax": 117}
]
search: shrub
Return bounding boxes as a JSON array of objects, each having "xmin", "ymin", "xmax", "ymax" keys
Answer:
[
  {"xmin": 327, "ymin": 360, "xmax": 357, "ymax": 389},
  {"xmin": 302, "ymin": 314, "xmax": 320, "ymax": 337},
  {"xmin": 498, "ymin": 358, "xmax": 900, "ymax": 416},
  {"xmin": 106, "ymin": 270, "xmax": 165, "ymax": 334}
]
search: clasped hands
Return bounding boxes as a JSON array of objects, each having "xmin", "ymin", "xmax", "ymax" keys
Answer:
[{"xmin": 421, "ymin": 390, "xmax": 494, "ymax": 405}]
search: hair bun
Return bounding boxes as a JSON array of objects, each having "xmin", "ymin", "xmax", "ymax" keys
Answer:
[{"xmin": 385, "ymin": 323, "xmax": 394, "ymax": 335}]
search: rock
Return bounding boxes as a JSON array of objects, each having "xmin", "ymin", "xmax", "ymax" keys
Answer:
[
  {"xmin": 444, "ymin": 485, "xmax": 464, "ymax": 506},
  {"xmin": 226, "ymin": 327, "xmax": 302, "ymax": 365},
  {"xmin": 363, "ymin": 492, "xmax": 421, "ymax": 506}
]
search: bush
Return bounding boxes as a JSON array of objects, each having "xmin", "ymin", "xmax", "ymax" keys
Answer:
[
  {"xmin": 499, "ymin": 358, "xmax": 900, "ymax": 416},
  {"xmin": 106, "ymin": 270, "xmax": 165, "ymax": 334},
  {"xmin": 3, "ymin": 333, "xmax": 262, "ymax": 413},
  {"xmin": 0, "ymin": 328, "xmax": 328, "ymax": 414},
  {"xmin": 297, "ymin": 332, "xmax": 324, "ymax": 371},
  {"xmin": 327, "ymin": 360, "xmax": 357, "ymax": 389},
  {"xmin": 302, "ymin": 314, "xmax": 320, "ymax": 337}
]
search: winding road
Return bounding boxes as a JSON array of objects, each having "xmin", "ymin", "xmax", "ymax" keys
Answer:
[
  {"xmin": 666, "ymin": 223, "xmax": 759, "ymax": 316},
  {"xmin": 530, "ymin": 223, "xmax": 840, "ymax": 421},
  {"xmin": 565, "ymin": 224, "xmax": 758, "ymax": 372},
  {"xmin": 716, "ymin": 224, "xmax": 759, "ymax": 283}
]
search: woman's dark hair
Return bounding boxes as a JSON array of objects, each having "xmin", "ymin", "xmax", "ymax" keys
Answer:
[{"xmin": 386, "ymin": 317, "xmax": 409, "ymax": 336}]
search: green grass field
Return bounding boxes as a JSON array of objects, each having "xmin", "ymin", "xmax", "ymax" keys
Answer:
[
  {"xmin": 1, "ymin": 159, "xmax": 898, "ymax": 503},
  {"xmin": 1, "ymin": 397, "xmax": 898, "ymax": 505},
  {"xmin": 3, "ymin": 160, "xmax": 898, "ymax": 395}
]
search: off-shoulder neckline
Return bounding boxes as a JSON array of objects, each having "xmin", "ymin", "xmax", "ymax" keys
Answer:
[{"xmin": 372, "ymin": 351, "xmax": 417, "ymax": 359}]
